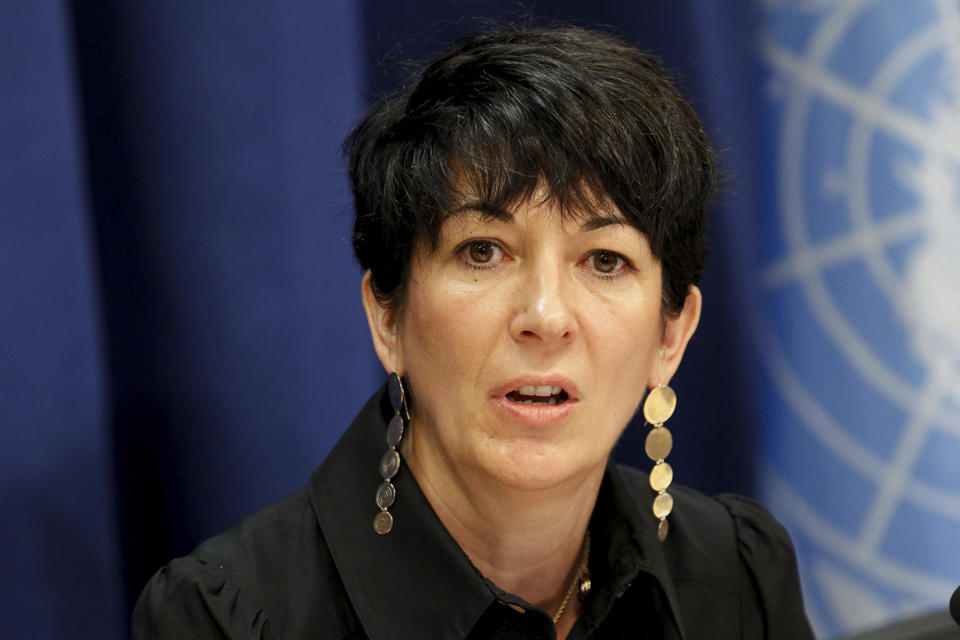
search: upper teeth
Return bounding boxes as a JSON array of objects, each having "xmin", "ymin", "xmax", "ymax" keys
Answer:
[{"xmin": 517, "ymin": 385, "xmax": 562, "ymax": 396}]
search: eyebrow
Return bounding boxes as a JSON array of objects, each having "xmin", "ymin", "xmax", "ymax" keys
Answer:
[
  {"xmin": 579, "ymin": 215, "xmax": 628, "ymax": 231},
  {"xmin": 452, "ymin": 201, "xmax": 514, "ymax": 222},
  {"xmin": 452, "ymin": 202, "xmax": 628, "ymax": 231}
]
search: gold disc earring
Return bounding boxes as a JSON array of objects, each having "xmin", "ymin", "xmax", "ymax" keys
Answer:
[{"xmin": 643, "ymin": 384, "xmax": 676, "ymax": 541}]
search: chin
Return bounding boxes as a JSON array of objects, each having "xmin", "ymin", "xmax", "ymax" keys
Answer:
[{"xmin": 478, "ymin": 440, "xmax": 595, "ymax": 492}]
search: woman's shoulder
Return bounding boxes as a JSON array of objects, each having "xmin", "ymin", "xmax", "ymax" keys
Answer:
[
  {"xmin": 611, "ymin": 464, "xmax": 814, "ymax": 638},
  {"xmin": 671, "ymin": 485, "xmax": 797, "ymax": 562},
  {"xmin": 666, "ymin": 484, "xmax": 800, "ymax": 589},
  {"xmin": 131, "ymin": 487, "xmax": 363, "ymax": 639},
  {"xmin": 613, "ymin": 463, "xmax": 794, "ymax": 555},
  {"xmin": 613, "ymin": 464, "xmax": 795, "ymax": 563}
]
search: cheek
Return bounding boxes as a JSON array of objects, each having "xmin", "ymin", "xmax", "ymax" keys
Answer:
[
  {"xmin": 589, "ymin": 306, "xmax": 663, "ymax": 430},
  {"xmin": 590, "ymin": 301, "xmax": 664, "ymax": 386},
  {"xmin": 401, "ymin": 284, "xmax": 496, "ymax": 385}
]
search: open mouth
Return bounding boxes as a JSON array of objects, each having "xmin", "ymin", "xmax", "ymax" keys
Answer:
[{"xmin": 505, "ymin": 385, "xmax": 569, "ymax": 406}]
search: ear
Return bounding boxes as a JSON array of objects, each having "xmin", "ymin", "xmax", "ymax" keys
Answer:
[
  {"xmin": 650, "ymin": 285, "xmax": 702, "ymax": 387},
  {"xmin": 361, "ymin": 270, "xmax": 404, "ymax": 375}
]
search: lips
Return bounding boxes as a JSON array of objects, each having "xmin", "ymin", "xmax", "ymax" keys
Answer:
[
  {"xmin": 491, "ymin": 377, "xmax": 580, "ymax": 425},
  {"xmin": 505, "ymin": 385, "xmax": 570, "ymax": 405}
]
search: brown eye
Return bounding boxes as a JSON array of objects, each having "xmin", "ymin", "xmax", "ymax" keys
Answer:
[
  {"xmin": 591, "ymin": 250, "xmax": 622, "ymax": 274},
  {"xmin": 467, "ymin": 241, "xmax": 496, "ymax": 264}
]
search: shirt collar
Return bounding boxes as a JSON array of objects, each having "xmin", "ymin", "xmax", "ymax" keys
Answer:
[
  {"xmin": 594, "ymin": 461, "xmax": 688, "ymax": 639},
  {"xmin": 310, "ymin": 385, "xmax": 685, "ymax": 639},
  {"xmin": 310, "ymin": 388, "xmax": 495, "ymax": 639}
]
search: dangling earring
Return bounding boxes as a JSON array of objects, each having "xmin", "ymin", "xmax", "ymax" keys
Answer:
[
  {"xmin": 643, "ymin": 384, "xmax": 676, "ymax": 541},
  {"xmin": 373, "ymin": 372, "xmax": 410, "ymax": 535}
]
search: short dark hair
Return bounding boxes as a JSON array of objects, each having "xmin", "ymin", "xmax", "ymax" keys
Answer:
[{"xmin": 347, "ymin": 26, "xmax": 716, "ymax": 316}]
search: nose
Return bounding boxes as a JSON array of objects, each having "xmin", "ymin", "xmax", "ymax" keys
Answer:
[{"xmin": 509, "ymin": 261, "xmax": 577, "ymax": 345}]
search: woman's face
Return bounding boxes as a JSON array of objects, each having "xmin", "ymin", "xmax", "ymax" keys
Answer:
[{"xmin": 363, "ymin": 195, "xmax": 701, "ymax": 493}]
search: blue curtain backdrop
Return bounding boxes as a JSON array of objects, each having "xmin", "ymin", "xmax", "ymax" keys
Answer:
[{"xmin": 2, "ymin": 1, "xmax": 957, "ymax": 638}]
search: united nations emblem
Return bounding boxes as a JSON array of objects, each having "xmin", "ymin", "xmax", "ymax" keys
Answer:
[{"xmin": 756, "ymin": 0, "xmax": 960, "ymax": 635}]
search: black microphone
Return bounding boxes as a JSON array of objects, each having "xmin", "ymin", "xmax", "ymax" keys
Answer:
[{"xmin": 950, "ymin": 584, "xmax": 960, "ymax": 626}]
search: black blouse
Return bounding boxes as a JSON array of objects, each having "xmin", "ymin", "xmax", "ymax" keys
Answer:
[{"xmin": 133, "ymin": 388, "xmax": 815, "ymax": 639}]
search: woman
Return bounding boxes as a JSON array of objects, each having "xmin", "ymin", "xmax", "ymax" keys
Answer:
[{"xmin": 133, "ymin": 27, "xmax": 814, "ymax": 639}]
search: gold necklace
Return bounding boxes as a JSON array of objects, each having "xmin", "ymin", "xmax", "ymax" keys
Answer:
[{"xmin": 552, "ymin": 530, "xmax": 591, "ymax": 624}]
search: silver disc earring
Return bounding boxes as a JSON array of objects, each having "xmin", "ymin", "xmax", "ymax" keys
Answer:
[{"xmin": 373, "ymin": 372, "xmax": 409, "ymax": 534}]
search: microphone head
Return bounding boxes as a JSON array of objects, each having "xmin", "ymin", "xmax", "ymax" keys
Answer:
[{"xmin": 950, "ymin": 584, "xmax": 960, "ymax": 626}]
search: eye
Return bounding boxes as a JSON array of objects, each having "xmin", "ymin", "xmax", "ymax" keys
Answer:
[
  {"xmin": 468, "ymin": 240, "xmax": 496, "ymax": 263},
  {"xmin": 588, "ymin": 250, "xmax": 628, "ymax": 275},
  {"xmin": 459, "ymin": 239, "xmax": 505, "ymax": 268}
]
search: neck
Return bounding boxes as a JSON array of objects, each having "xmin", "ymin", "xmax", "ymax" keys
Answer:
[{"xmin": 402, "ymin": 432, "xmax": 602, "ymax": 627}]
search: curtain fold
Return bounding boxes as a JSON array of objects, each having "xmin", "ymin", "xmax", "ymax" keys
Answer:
[
  {"xmin": 69, "ymin": 0, "xmax": 372, "ymax": 616},
  {"xmin": 0, "ymin": 2, "xmax": 123, "ymax": 637}
]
